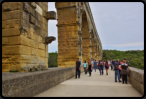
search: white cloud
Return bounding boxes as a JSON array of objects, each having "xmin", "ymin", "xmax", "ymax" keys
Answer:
[{"xmin": 103, "ymin": 42, "xmax": 144, "ymax": 47}]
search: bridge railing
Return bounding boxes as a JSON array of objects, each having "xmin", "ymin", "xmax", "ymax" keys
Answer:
[{"xmin": 128, "ymin": 66, "xmax": 144, "ymax": 95}]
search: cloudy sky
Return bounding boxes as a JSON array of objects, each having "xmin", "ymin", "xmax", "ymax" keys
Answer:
[{"xmin": 48, "ymin": 2, "xmax": 144, "ymax": 52}]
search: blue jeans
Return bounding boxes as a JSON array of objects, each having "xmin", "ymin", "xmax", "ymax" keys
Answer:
[
  {"xmin": 111, "ymin": 65, "xmax": 113, "ymax": 70},
  {"xmin": 76, "ymin": 69, "xmax": 80, "ymax": 78},
  {"xmin": 94, "ymin": 65, "xmax": 97, "ymax": 72},
  {"xmin": 99, "ymin": 66, "xmax": 103, "ymax": 75},
  {"xmin": 115, "ymin": 70, "xmax": 121, "ymax": 82},
  {"xmin": 103, "ymin": 65, "xmax": 105, "ymax": 70}
]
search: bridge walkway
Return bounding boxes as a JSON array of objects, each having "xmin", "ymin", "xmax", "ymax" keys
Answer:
[{"xmin": 34, "ymin": 68, "xmax": 142, "ymax": 97}]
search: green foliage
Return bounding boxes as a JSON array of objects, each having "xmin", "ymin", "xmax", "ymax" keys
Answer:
[
  {"xmin": 102, "ymin": 49, "xmax": 144, "ymax": 70},
  {"xmin": 48, "ymin": 52, "xmax": 58, "ymax": 67}
]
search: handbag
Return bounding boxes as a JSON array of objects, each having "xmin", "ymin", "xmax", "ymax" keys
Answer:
[{"xmin": 87, "ymin": 66, "xmax": 89, "ymax": 70}]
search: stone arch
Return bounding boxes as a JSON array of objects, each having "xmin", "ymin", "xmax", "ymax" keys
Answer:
[{"xmin": 81, "ymin": 11, "xmax": 91, "ymax": 63}]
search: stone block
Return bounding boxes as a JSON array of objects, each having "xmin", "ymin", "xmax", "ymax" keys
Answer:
[
  {"xmin": 45, "ymin": 11, "xmax": 56, "ymax": 20},
  {"xmin": 2, "ymin": 21, "xmax": 6, "ymax": 29},
  {"xmin": 11, "ymin": 28, "xmax": 21, "ymax": 36},
  {"xmin": 8, "ymin": 20, "xmax": 15, "ymax": 28},
  {"xmin": 30, "ymin": 2, "xmax": 36, "ymax": 9},
  {"xmin": 13, "ymin": 19, "xmax": 21, "ymax": 28},
  {"xmin": 22, "ymin": 10, "xmax": 29, "ymax": 21},
  {"xmin": 2, "ymin": 37, "xmax": 9, "ymax": 45},
  {"xmin": 29, "ymin": 23, "xmax": 35, "ymax": 33},
  {"xmin": 8, "ymin": 36, "xmax": 21, "ymax": 45},
  {"xmin": 20, "ymin": 45, "xmax": 31, "ymax": 55},
  {"xmin": 40, "ymin": 50, "xmax": 45, "ymax": 57},
  {"xmin": 2, "ymin": 64, "xmax": 11, "ymax": 72},
  {"xmin": 2, "ymin": 2, "xmax": 11, "ymax": 11},
  {"xmin": 42, "ymin": 17, "xmax": 48, "ymax": 25},
  {"xmin": 2, "ymin": 46, "xmax": 9, "ymax": 55},
  {"xmin": 10, "ymin": 10, "xmax": 21, "ymax": 19},
  {"xmin": 23, "ymin": 2, "xmax": 30, "ymax": 13},
  {"xmin": 35, "ymin": 20, "xmax": 41, "ymax": 28},
  {"xmin": 129, "ymin": 69, "xmax": 144, "ymax": 85},
  {"xmin": 8, "ymin": 45, "xmax": 21, "ymax": 55},
  {"xmin": 130, "ymin": 78, "xmax": 144, "ymax": 95},
  {"xmin": 30, "ymin": 6, "xmax": 36, "ymax": 17},
  {"xmin": 11, "ymin": 2, "xmax": 21, "ymax": 10},
  {"xmin": 2, "ymin": 12, "xmax": 11, "ymax": 20},
  {"xmin": 38, "ymin": 42, "xmax": 45, "ymax": 50},
  {"xmin": 30, "ymin": 15, "xmax": 36, "ymax": 25}
]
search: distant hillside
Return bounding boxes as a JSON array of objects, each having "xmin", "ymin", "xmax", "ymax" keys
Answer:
[
  {"xmin": 48, "ymin": 50, "xmax": 144, "ymax": 70},
  {"xmin": 102, "ymin": 50, "xmax": 144, "ymax": 70}
]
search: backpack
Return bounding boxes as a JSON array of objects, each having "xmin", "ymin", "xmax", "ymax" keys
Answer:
[
  {"xmin": 105, "ymin": 62, "xmax": 108, "ymax": 67},
  {"xmin": 100, "ymin": 62, "xmax": 103, "ymax": 66}
]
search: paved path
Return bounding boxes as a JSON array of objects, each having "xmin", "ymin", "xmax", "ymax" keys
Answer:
[{"xmin": 34, "ymin": 68, "xmax": 142, "ymax": 97}]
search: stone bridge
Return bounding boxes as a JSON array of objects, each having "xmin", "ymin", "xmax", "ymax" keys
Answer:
[
  {"xmin": 2, "ymin": 2, "xmax": 102, "ymax": 72},
  {"xmin": 2, "ymin": 66, "xmax": 144, "ymax": 97}
]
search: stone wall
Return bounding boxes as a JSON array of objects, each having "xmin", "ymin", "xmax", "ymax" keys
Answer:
[
  {"xmin": 2, "ymin": 66, "xmax": 84, "ymax": 97},
  {"xmin": 127, "ymin": 67, "xmax": 144, "ymax": 95},
  {"xmin": 2, "ymin": 2, "xmax": 49, "ymax": 72}
]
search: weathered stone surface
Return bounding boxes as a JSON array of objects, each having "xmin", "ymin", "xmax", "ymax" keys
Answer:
[
  {"xmin": 45, "ymin": 11, "xmax": 56, "ymax": 20},
  {"xmin": 45, "ymin": 36, "xmax": 56, "ymax": 44},
  {"xmin": 127, "ymin": 67, "xmax": 144, "ymax": 95},
  {"xmin": 2, "ymin": 2, "xmax": 102, "ymax": 72},
  {"xmin": 30, "ymin": 2, "xmax": 36, "ymax": 9},
  {"xmin": 2, "ymin": 66, "xmax": 83, "ymax": 97},
  {"xmin": 30, "ymin": 15, "xmax": 36, "ymax": 25},
  {"xmin": 23, "ymin": 2, "xmax": 30, "ymax": 13}
]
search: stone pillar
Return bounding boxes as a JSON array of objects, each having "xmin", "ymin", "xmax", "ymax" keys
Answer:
[
  {"xmin": 2, "ymin": 2, "xmax": 53, "ymax": 72},
  {"xmin": 56, "ymin": 2, "xmax": 79, "ymax": 67}
]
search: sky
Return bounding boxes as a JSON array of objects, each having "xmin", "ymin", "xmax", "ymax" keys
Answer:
[{"xmin": 48, "ymin": 2, "xmax": 144, "ymax": 52}]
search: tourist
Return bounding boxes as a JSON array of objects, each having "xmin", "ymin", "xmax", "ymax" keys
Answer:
[
  {"xmin": 88, "ymin": 61, "xmax": 92, "ymax": 76},
  {"xmin": 99, "ymin": 60, "xmax": 104, "ymax": 75},
  {"xmin": 103, "ymin": 60, "xmax": 105, "ymax": 70},
  {"xmin": 120, "ymin": 60, "xmax": 130, "ymax": 84},
  {"xmin": 83, "ymin": 60, "xmax": 87, "ymax": 75},
  {"xmin": 111, "ymin": 59, "xmax": 115, "ymax": 71},
  {"xmin": 75, "ymin": 58, "xmax": 81, "ymax": 78},
  {"xmin": 104, "ymin": 59, "xmax": 109, "ymax": 75},
  {"xmin": 108, "ymin": 60, "xmax": 111, "ymax": 67},
  {"xmin": 120, "ymin": 60, "xmax": 123, "ymax": 65},
  {"xmin": 94, "ymin": 60, "xmax": 98, "ymax": 72},
  {"xmin": 91, "ymin": 59, "xmax": 94, "ymax": 69},
  {"xmin": 114, "ymin": 59, "xmax": 122, "ymax": 82},
  {"xmin": 98, "ymin": 60, "xmax": 100, "ymax": 72},
  {"xmin": 119, "ymin": 64, "xmax": 122, "ymax": 79}
]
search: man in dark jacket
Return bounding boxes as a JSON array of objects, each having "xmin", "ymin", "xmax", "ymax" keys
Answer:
[
  {"xmin": 114, "ymin": 60, "xmax": 122, "ymax": 82},
  {"xmin": 75, "ymin": 58, "xmax": 81, "ymax": 78}
]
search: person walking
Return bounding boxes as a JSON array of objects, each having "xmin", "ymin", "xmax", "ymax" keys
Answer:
[
  {"xmin": 88, "ymin": 61, "xmax": 92, "ymax": 76},
  {"xmin": 83, "ymin": 60, "xmax": 87, "ymax": 75},
  {"xmin": 91, "ymin": 59, "xmax": 94, "ymax": 70},
  {"xmin": 120, "ymin": 60, "xmax": 130, "ymax": 84},
  {"xmin": 98, "ymin": 60, "xmax": 100, "ymax": 72},
  {"xmin": 114, "ymin": 60, "xmax": 122, "ymax": 82},
  {"xmin": 99, "ymin": 60, "xmax": 104, "ymax": 75},
  {"xmin": 105, "ymin": 59, "xmax": 109, "ymax": 75},
  {"xmin": 75, "ymin": 58, "xmax": 81, "ymax": 79},
  {"xmin": 103, "ymin": 60, "xmax": 105, "ymax": 70},
  {"xmin": 94, "ymin": 60, "xmax": 98, "ymax": 72},
  {"xmin": 111, "ymin": 59, "xmax": 115, "ymax": 71}
]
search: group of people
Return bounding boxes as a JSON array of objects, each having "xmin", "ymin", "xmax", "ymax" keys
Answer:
[{"xmin": 76, "ymin": 58, "xmax": 130, "ymax": 84}]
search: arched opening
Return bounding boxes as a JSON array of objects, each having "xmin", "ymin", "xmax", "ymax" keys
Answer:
[{"xmin": 82, "ymin": 12, "xmax": 91, "ymax": 62}]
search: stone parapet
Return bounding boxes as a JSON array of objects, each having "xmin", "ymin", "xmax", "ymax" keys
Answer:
[
  {"xmin": 127, "ymin": 67, "xmax": 144, "ymax": 95},
  {"xmin": 2, "ymin": 66, "xmax": 84, "ymax": 97}
]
